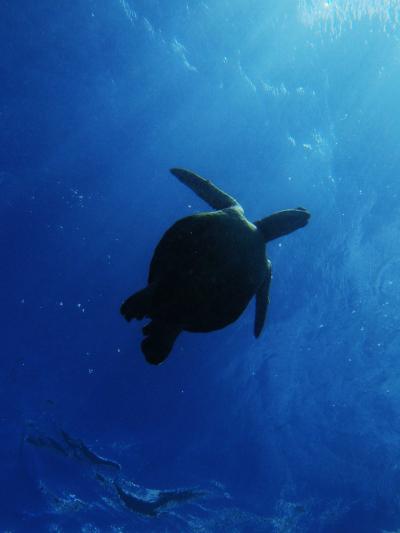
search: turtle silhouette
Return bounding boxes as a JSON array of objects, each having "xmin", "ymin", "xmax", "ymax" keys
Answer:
[{"xmin": 121, "ymin": 168, "xmax": 310, "ymax": 364}]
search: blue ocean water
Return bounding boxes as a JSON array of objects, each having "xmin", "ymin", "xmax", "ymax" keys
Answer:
[{"xmin": 2, "ymin": 1, "xmax": 400, "ymax": 531}]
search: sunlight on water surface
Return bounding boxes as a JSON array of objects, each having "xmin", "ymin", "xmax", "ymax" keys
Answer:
[{"xmin": 299, "ymin": 0, "xmax": 400, "ymax": 33}]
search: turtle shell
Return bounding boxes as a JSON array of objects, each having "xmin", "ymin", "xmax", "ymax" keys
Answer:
[{"xmin": 147, "ymin": 207, "xmax": 267, "ymax": 332}]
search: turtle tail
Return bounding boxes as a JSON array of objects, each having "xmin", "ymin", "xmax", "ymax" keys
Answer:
[{"xmin": 141, "ymin": 320, "xmax": 181, "ymax": 365}]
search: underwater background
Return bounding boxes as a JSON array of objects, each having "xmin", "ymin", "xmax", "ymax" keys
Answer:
[{"xmin": 2, "ymin": 1, "xmax": 400, "ymax": 531}]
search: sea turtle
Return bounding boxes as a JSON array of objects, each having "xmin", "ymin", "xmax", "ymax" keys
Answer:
[{"xmin": 121, "ymin": 168, "xmax": 310, "ymax": 365}]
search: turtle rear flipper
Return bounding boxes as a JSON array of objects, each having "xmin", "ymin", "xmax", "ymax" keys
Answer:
[
  {"xmin": 170, "ymin": 168, "xmax": 240, "ymax": 210},
  {"xmin": 254, "ymin": 260, "xmax": 272, "ymax": 338},
  {"xmin": 120, "ymin": 285, "xmax": 154, "ymax": 321},
  {"xmin": 141, "ymin": 320, "xmax": 181, "ymax": 365}
]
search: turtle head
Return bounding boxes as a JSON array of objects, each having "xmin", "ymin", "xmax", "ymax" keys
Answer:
[{"xmin": 255, "ymin": 207, "xmax": 311, "ymax": 242}]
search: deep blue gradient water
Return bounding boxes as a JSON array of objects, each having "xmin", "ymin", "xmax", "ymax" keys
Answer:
[{"xmin": 2, "ymin": 1, "xmax": 400, "ymax": 531}]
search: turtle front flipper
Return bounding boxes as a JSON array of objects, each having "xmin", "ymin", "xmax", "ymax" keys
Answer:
[
  {"xmin": 254, "ymin": 260, "xmax": 272, "ymax": 338},
  {"xmin": 170, "ymin": 168, "xmax": 240, "ymax": 210},
  {"xmin": 141, "ymin": 320, "xmax": 181, "ymax": 365},
  {"xmin": 255, "ymin": 208, "xmax": 310, "ymax": 242}
]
